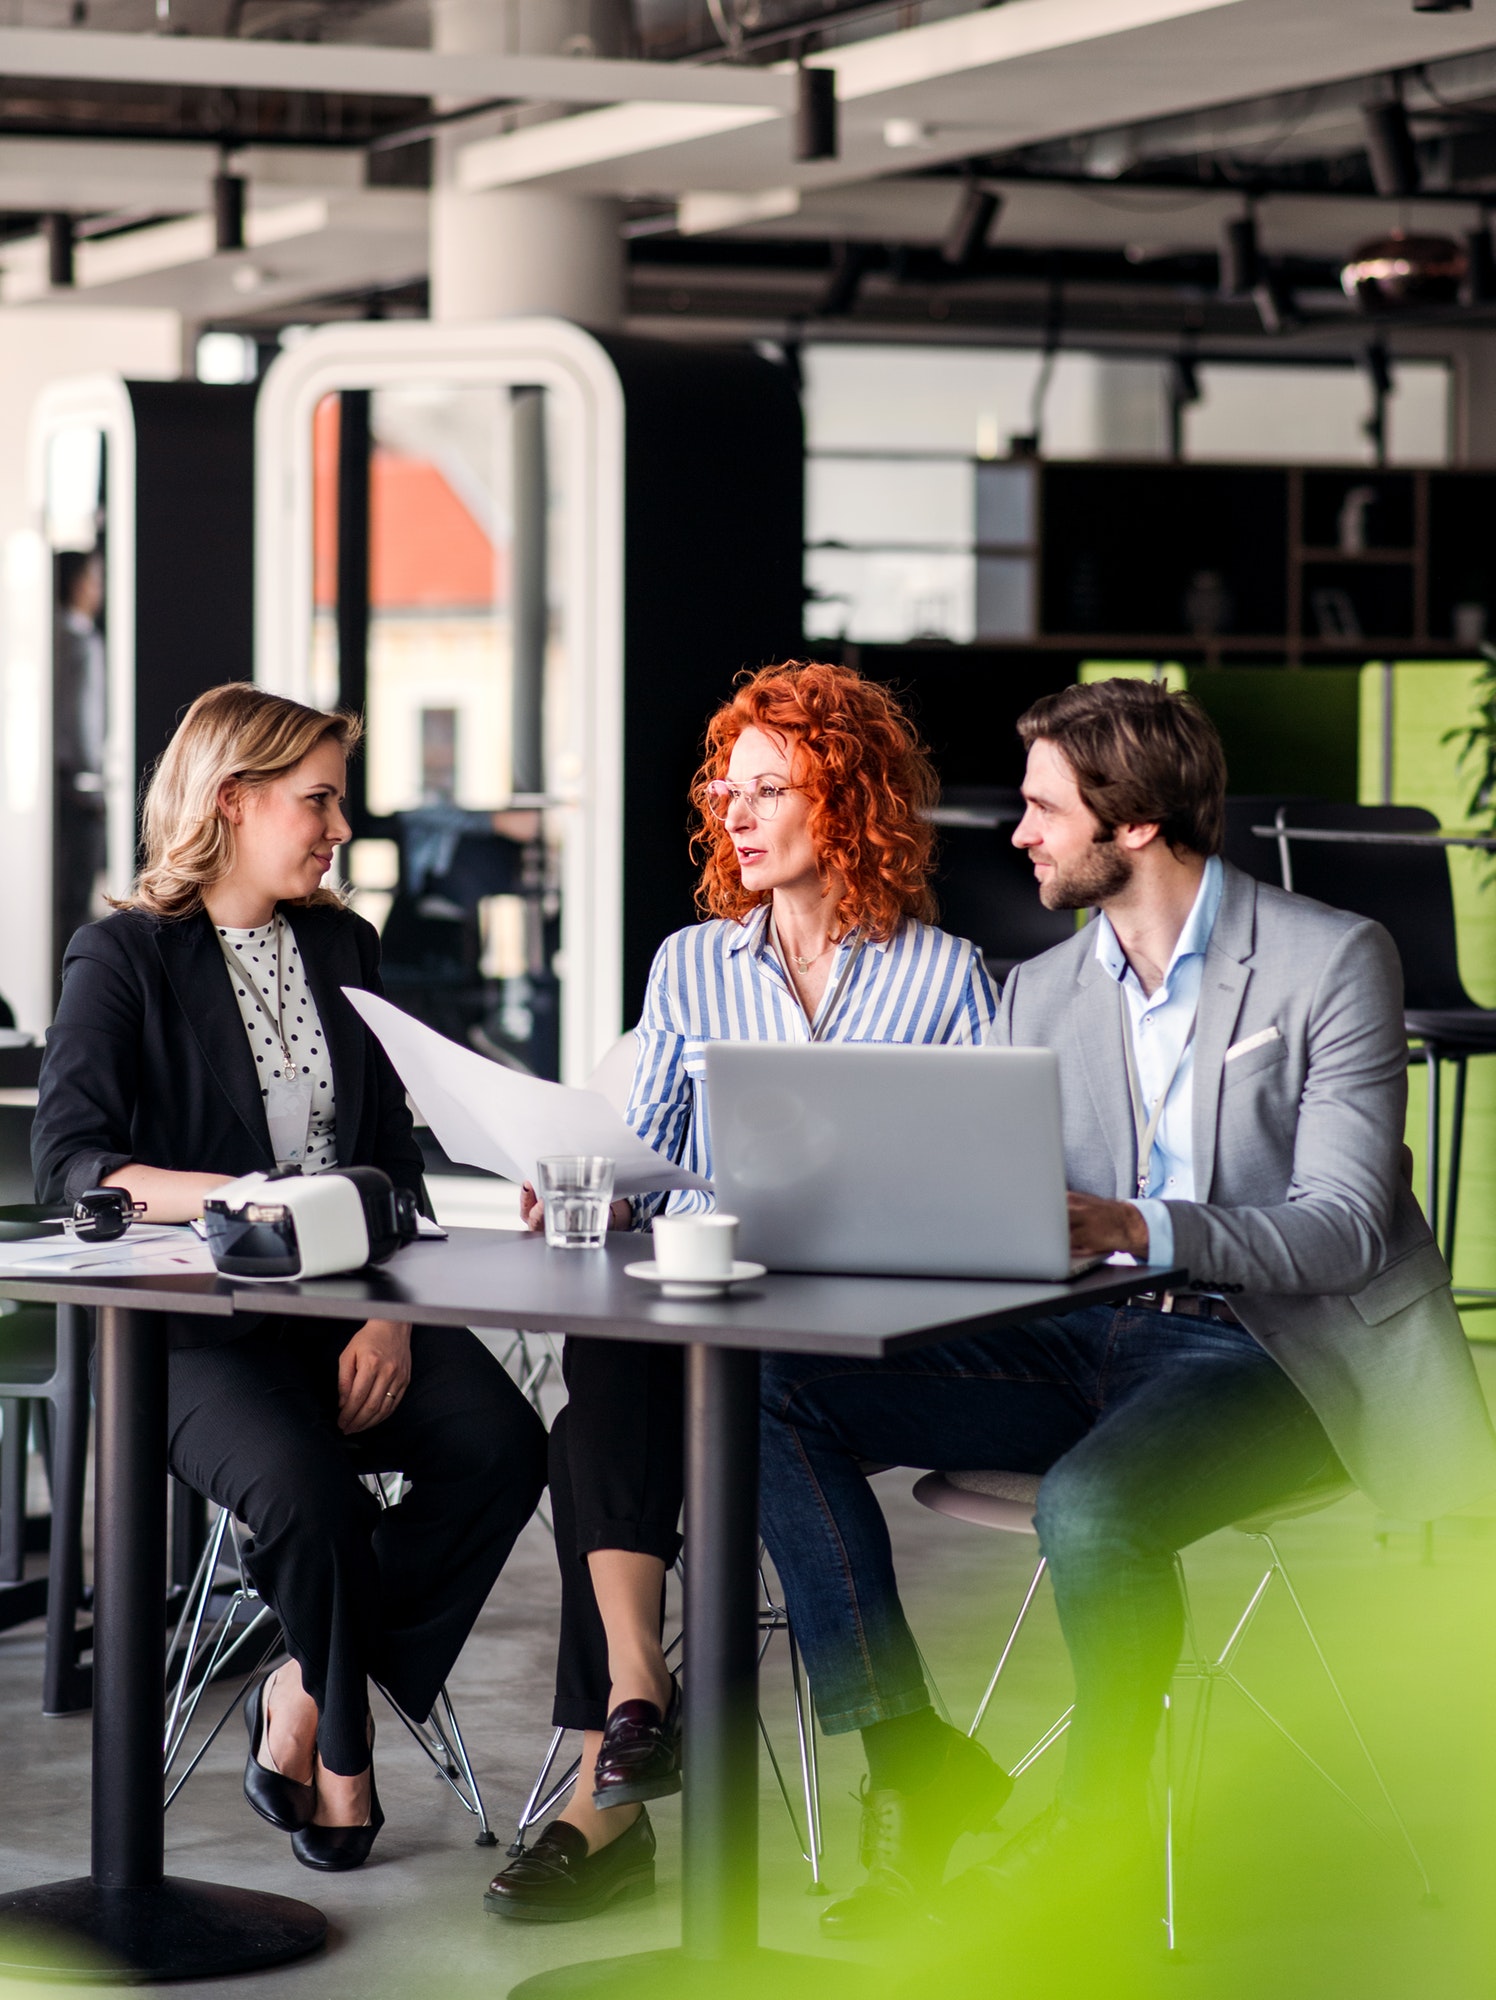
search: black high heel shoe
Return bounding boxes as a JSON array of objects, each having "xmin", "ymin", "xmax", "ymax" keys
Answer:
[
  {"xmin": 291, "ymin": 1726, "xmax": 384, "ymax": 1873},
  {"xmin": 243, "ymin": 1673, "xmax": 315, "ymax": 1833}
]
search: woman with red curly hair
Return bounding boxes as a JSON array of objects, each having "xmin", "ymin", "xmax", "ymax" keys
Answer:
[{"xmin": 487, "ymin": 662, "xmax": 996, "ymax": 1924}]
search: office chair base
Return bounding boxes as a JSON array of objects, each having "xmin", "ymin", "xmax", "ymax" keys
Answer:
[{"xmin": 0, "ymin": 1876, "xmax": 326, "ymax": 1983}]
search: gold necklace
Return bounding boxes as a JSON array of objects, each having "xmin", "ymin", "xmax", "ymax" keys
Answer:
[{"xmin": 772, "ymin": 914, "xmax": 842, "ymax": 976}]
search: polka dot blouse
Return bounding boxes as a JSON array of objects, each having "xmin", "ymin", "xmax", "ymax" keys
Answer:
[{"xmin": 215, "ymin": 915, "xmax": 338, "ymax": 1173}]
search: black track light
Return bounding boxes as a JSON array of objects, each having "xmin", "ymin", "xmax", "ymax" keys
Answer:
[
  {"xmin": 941, "ymin": 184, "xmax": 1001, "ymax": 269},
  {"xmin": 1465, "ymin": 221, "xmax": 1496, "ymax": 304},
  {"xmin": 1170, "ymin": 354, "xmax": 1202, "ymax": 407},
  {"xmin": 795, "ymin": 66, "xmax": 837, "ymax": 163},
  {"xmin": 1253, "ymin": 266, "xmax": 1298, "ymax": 335},
  {"xmin": 1219, "ymin": 214, "xmax": 1260, "ymax": 297},
  {"xmin": 1413, "ymin": 1, "xmax": 1470, "ymax": 12},
  {"xmin": 214, "ymin": 171, "xmax": 246, "ymax": 253},
  {"xmin": 43, "ymin": 213, "xmax": 74, "ymax": 289},
  {"xmin": 1363, "ymin": 99, "xmax": 1421, "ymax": 198},
  {"xmin": 818, "ymin": 241, "xmax": 875, "ymax": 317}
]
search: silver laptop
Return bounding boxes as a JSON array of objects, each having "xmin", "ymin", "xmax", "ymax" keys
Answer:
[{"xmin": 705, "ymin": 1041, "xmax": 1095, "ymax": 1283}]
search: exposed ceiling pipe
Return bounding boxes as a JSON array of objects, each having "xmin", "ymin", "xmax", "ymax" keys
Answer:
[
  {"xmin": 1362, "ymin": 96, "xmax": 1422, "ymax": 197},
  {"xmin": 941, "ymin": 182, "xmax": 1001, "ymax": 268}
]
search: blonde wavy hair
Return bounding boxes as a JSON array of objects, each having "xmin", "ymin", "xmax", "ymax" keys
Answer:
[{"xmin": 121, "ymin": 683, "xmax": 362, "ymax": 920}]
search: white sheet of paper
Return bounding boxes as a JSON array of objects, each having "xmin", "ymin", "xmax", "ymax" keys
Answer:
[
  {"xmin": 0, "ymin": 1225, "xmax": 218, "ymax": 1278},
  {"xmin": 344, "ymin": 989, "xmax": 709, "ymax": 1199}
]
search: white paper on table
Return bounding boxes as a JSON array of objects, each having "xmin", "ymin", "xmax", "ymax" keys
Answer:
[
  {"xmin": 344, "ymin": 989, "xmax": 710, "ymax": 1199},
  {"xmin": 0, "ymin": 1224, "xmax": 219, "ymax": 1278}
]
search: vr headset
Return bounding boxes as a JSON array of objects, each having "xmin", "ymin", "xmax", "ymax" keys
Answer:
[{"xmin": 203, "ymin": 1167, "xmax": 419, "ymax": 1281}]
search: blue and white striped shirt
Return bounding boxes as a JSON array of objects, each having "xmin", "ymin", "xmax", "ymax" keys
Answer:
[{"xmin": 626, "ymin": 907, "xmax": 998, "ymax": 1218}]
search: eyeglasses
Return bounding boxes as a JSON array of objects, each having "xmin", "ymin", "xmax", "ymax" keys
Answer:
[{"xmin": 703, "ymin": 779, "xmax": 804, "ymax": 822}]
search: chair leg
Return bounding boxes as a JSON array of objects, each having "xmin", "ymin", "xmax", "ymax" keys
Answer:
[
  {"xmin": 1238, "ymin": 1534, "xmax": 1434, "ymax": 1898},
  {"xmin": 1425, "ymin": 1048, "xmax": 1441, "ymax": 1252},
  {"xmin": 1162, "ymin": 1689, "xmax": 1178, "ymax": 1953},
  {"xmin": 379, "ymin": 1684, "xmax": 497, "ymax": 1847},
  {"xmin": 787, "ymin": 1628, "xmax": 825, "ymax": 1892},
  {"xmin": 42, "ymin": 1305, "xmax": 92, "ymax": 1716},
  {"xmin": 510, "ymin": 1727, "xmax": 580, "ymax": 1855},
  {"xmin": 0, "ymin": 1399, "xmax": 26, "ymax": 1584},
  {"xmin": 969, "ymin": 1554, "xmax": 1048, "ymax": 1739},
  {"xmin": 1444, "ymin": 1055, "xmax": 1468, "ymax": 1273}
]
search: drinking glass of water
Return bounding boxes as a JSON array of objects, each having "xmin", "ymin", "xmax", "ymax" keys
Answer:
[{"xmin": 537, "ymin": 1156, "xmax": 616, "ymax": 1249}]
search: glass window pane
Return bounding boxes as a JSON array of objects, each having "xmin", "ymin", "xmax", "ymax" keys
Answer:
[
  {"xmin": 807, "ymin": 456, "xmax": 972, "ymax": 549},
  {"xmin": 805, "ymin": 548, "xmax": 974, "ymax": 644}
]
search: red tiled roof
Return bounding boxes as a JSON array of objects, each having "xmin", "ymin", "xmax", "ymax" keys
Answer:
[{"xmin": 312, "ymin": 394, "xmax": 503, "ymax": 612}]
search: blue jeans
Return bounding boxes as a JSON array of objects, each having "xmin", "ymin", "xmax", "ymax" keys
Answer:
[{"xmin": 759, "ymin": 1304, "xmax": 1338, "ymax": 1814}]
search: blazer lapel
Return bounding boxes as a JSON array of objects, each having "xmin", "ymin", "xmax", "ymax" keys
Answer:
[
  {"xmin": 155, "ymin": 915, "xmax": 274, "ymax": 1164},
  {"xmin": 285, "ymin": 905, "xmax": 366, "ymax": 1166},
  {"xmin": 1073, "ymin": 944, "xmax": 1139, "ymax": 1200},
  {"xmin": 1190, "ymin": 865, "xmax": 1256, "ymax": 1206}
]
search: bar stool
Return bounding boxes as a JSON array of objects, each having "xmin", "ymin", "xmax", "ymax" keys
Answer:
[
  {"xmin": 0, "ymin": 1302, "xmax": 92, "ymax": 1713},
  {"xmin": 912, "ymin": 1468, "xmax": 1432, "ymax": 1951},
  {"xmin": 1262, "ymin": 801, "xmax": 1496, "ymax": 1275},
  {"xmin": 163, "ymin": 1474, "xmax": 495, "ymax": 1845}
]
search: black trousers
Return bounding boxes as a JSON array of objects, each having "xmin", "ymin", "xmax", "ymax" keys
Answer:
[
  {"xmin": 168, "ymin": 1317, "xmax": 547, "ymax": 1774},
  {"xmin": 548, "ymin": 1336, "xmax": 684, "ymax": 1731}
]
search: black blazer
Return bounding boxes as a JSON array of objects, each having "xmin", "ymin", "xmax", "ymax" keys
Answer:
[{"xmin": 32, "ymin": 902, "xmax": 426, "ymax": 1344}]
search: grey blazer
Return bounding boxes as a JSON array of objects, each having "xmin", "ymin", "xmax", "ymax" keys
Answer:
[{"xmin": 995, "ymin": 861, "xmax": 1496, "ymax": 1519}]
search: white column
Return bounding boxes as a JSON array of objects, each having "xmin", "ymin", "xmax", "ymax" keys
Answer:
[{"xmin": 429, "ymin": 0, "xmax": 626, "ymax": 328}]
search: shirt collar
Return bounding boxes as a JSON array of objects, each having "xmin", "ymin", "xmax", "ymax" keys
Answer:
[
  {"xmin": 1093, "ymin": 853, "xmax": 1224, "ymax": 993},
  {"xmin": 723, "ymin": 905, "xmax": 893, "ymax": 955}
]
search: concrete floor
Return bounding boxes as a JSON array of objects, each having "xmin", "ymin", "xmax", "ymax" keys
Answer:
[{"xmin": 4, "ymin": 1307, "xmax": 1496, "ymax": 1998}]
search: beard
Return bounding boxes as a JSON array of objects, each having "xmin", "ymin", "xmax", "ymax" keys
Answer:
[{"xmin": 1036, "ymin": 837, "xmax": 1135, "ymax": 912}]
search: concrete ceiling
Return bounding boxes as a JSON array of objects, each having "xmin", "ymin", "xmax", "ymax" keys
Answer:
[
  {"xmin": 1, "ymin": 0, "xmax": 1495, "ymax": 326},
  {"xmin": 453, "ymin": 0, "xmax": 1496, "ymax": 198}
]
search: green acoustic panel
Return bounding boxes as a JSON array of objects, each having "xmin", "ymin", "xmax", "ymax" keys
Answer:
[
  {"xmin": 1359, "ymin": 662, "xmax": 1496, "ymax": 1324},
  {"xmin": 1189, "ymin": 668, "xmax": 1360, "ymax": 802},
  {"xmin": 1079, "ymin": 662, "xmax": 1361, "ymax": 800},
  {"xmin": 1078, "ymin": 660, "xmax": 1187, "ymax": 689}
]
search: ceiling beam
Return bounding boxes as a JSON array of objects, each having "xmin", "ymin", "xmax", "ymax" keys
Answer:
[{"xmin": 0, "ymin": 27, "xmax": 798, "ymax": 111}]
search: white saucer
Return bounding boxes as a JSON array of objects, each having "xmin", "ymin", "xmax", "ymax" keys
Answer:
[{"xmin": 624, "ymin": 1259, "xmax": 766, "ymax": 1300}]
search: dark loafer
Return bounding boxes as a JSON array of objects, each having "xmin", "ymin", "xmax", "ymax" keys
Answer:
[
  {"xmin": 819, "ymin": 1727, "xmax": 1012, "ymax": 1941},
  {"xmin": 484, "ymin": 1811, "xmax": 656, "ymax": 1923},
  {"xmin": 242, "ymin": 1675, "xmax": 315, "ymax": 1833},
  {"xmin": 290, "ymin": 1769, "xmax": 384, "ymax": 1873},
  {"xmin": 591, "ymin": 1680, "xmax": 683, "ymax": 1809}
]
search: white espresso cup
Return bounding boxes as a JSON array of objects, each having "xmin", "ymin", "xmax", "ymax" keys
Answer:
[{"xmin": 652, "ymin": 1212, "xmax": 739, "ymax": 1283}]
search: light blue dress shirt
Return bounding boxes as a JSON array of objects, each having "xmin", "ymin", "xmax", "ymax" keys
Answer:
[{"xmin": 1093, "ymin": 855, "xmax": 1225, "ymax": 1269}]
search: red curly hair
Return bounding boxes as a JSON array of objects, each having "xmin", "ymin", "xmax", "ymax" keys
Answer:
[{"xmin": 690, "ymin": 661, "xmax": 938, "ymax": 942}]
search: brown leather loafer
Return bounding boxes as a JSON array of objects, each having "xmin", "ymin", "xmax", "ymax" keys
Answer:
[
  {"xmin": 484, "ymin": 1811, "xmax": 656, "ymax": 1923},
  {"xmin": 591, "ymin": 1679, "xmax": 683, "ymax": 1810}
]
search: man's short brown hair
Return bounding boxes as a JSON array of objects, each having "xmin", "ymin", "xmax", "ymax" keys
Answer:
[{"xmin": 1017, "ymin": 679, "xmax": 1226, "ymax": 857}]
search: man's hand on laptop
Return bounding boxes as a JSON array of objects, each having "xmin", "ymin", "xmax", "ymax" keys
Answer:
[{"xmin": 1068, "ymin": 1192, "xmax": 1149, "ymax": 1259}]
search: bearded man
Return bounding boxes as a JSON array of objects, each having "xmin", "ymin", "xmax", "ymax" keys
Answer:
[{"xmin": 758, "ymin": 676, "xmax": 1496, "ymax": 1939}]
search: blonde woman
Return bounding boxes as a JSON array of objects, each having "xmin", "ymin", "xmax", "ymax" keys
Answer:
[{"xmin": 32, "ymin": 683, "xmax": 546, "ymax": 1871}]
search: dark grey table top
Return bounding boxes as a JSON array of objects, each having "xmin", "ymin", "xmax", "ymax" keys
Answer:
[{"xmin": 0, "ymin": 1228, "xmax": 1185, "ymax": 1360}]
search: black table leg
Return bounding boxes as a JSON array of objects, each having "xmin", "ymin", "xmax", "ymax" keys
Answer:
[
  {"xmin": 0, "ymin": 1306, "xmax": 327, "ymax": 1983},
  {"xmin": 509, "ymin": 1344, "xmax": 858, "ymax": 2000}
]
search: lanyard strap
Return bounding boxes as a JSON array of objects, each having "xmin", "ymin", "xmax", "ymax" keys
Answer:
[
  {"xmin": 1118, "ymin": 982, "xmax": 1197, "ymax": 1200},
  {"xmin": 810, "ymin": 931, "xmax": 867, "ymax": 1043},
  {"xmin": 217, "ymin": 914, "xmax": 295, "ymax": 1081},
  {"xmin": 770, "ymin": 915, "xmax": 867, "ymax": 1042}
]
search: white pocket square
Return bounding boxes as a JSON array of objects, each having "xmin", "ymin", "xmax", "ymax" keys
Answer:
[{"xmin": 1225, "ymin": 1025, "xmax": 1281, "ymax": 1063}]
